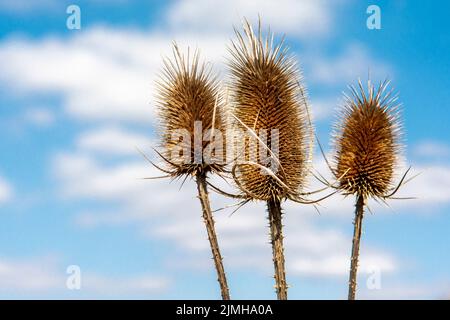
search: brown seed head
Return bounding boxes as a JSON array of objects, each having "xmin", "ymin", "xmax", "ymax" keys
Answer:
[
  {"xmin": 333, "ymin": 80, "xmax": 402, "ymax": 199},
  {"xmin": 155, "ymin": 43, "xmax": 225, "ymax": 177},
  {"xmin": 228, "ymin": 20, "xmax": 312, "ymax": 201}
]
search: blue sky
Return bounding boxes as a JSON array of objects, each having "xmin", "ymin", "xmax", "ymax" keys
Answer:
[{"xmin": 0, "ymin": 0, "xmax": 449, "ymax": 299}]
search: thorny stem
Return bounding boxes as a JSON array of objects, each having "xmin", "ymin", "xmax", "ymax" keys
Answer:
[
  {"xmin": 267, "ymin": 198, "xmax": 288, "ymax": 300},
  {"xmin": 348, "ymin": 194, "xmax": 365, "ymax": 300},
  {"xmin": 196, "ymin": 171, "xmax": 230, "ymax": 300}
]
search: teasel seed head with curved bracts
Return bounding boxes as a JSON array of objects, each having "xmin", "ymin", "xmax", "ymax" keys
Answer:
[
  {"xmin": 155, "ymin": 43, "xmax": 226, "ymax": 178},
  {"xmin": 227, "ymin": 19, "xmax": 313, "ymax": 300},
  {"xmin": 330, "ymin": 79, "xmax": 411, "ymax": 300},
  {"xmin": 227, "ymin": 20, "xmax": 313, "ymax": 203},
  {"xmin": 332, "ymin": 79, "xmax": 403, "ymax": 200},
  {"xmin": 152, "ymin": 43, "xmax": 230, "ymax": 300}
]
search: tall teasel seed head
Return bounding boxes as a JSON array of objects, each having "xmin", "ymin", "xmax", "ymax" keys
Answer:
[
  {"xmin": 155, "ymin": 43, "xmax": 226, "ymax": 177},
  {"xmin": 332, "ymin": 80, "xmax": 402, "ymax": 199},
  {"xmin": 227, "ymin": 20, "xmax": 313, "ymax": 201}
]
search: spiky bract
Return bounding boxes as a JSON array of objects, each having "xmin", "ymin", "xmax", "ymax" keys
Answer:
[
  {"xmin": 333, "ymin": 80, "xmax": 402, "ymax": 199},
  {"xmin": 228, "ymin": 21, "xmax": 312, "ymax": 201},
  {"xmin": 155, "ymin": 44, "xmax": 225, "ymax": 177}
]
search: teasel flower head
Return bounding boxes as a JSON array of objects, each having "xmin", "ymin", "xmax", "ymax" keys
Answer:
[
  {"xmin": 227, "ymin": 20, "xmax": 313, "ymax": 202},
  {"xmin": 332, "ymin": 80, "xmax": 411, "ymax": 300},
  {"xmin": 153, "ymin": 43, "xmax": 231, "ymax": 299},
  {"xmin": 154, "ymin": 43, "xmax": 226, "ymax": 178},
  {"xmin": 332, "ymin": 80, "xmax": 403, "ymax": 200}
]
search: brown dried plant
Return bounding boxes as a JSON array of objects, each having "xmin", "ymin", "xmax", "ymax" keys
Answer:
[
  {"xmin": 227, "ymin": 20, "xmax": 315, "ymax": 300},
  {"xmin": 329, "ymin": 79, "xmax": 412, "ymax": 300},
  {"xmin": 150, "ymin": 43, "xmax": 230, "ymax": 299}
]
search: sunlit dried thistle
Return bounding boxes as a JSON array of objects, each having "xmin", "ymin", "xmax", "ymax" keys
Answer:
[
  {"xmin": 151, "ymin": 43, "xmax": 230, "ymax": 299},
  {"xmin": 330, "ymin": 79, "xmax": 412, "ymax": 300},
  {"xmin": 154, "ymin": 43, "xmax": 226, "ymax": 178},
  {"xmin": 333, "ymin": 80, "xmax": 402, "ymax": 200},
  {"xmin": 227, "ymin": 19, "xmax": 314, "ymax": 300}
]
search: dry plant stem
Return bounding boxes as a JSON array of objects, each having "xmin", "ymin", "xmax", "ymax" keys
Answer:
[
  {"xmin": 196, "ymin": 171, "xmax": 230, "ymax": 300},
  {"xmin": 267, "ymin": 198, "xmax": 288, "ymax": 300},
  {"xmin": 348, "ymin": 194, "xmax": 365, "ymax": 300}
]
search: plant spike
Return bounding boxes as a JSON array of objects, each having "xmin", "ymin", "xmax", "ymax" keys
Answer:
[
  {"xmin": 227, "ymin": 19, "xmax": 313, "ymax": 300},
  {"xmin": 153, "ymin": 42, "xmax": 230, "ymax": 299},
  {"xmin": 332, "ymin": 79, "xmax": 407, "ymax": 300}
]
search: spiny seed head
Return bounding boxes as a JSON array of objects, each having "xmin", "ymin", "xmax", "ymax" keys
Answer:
[
  {"xmin": 155, "ymin": 43, "xmax": 226, "ymax": 177},
  {"xmin": 333, "ymin": 80, "xmax": 402, "ymax": 199},
  {"xmin": 228, "ymin": 20, "xmax": 312, "ymax": 201}
]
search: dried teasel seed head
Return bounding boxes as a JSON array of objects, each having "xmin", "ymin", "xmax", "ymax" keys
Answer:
[
  {"xmin": 155, "ymin": 43, "xmax": 226, "ymax": 177},
  {"xmin": 228, "ymin": 20, "xmax": 313, "ymax": 201},
  {"xmin": 333, "ymin": 80, "xmax": 402, "ymax": 199}
]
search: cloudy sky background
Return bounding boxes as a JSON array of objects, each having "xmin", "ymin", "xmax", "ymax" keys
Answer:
[{"xmin": 0, "ymin": 0, "xmax": 449, "ymax": 299}]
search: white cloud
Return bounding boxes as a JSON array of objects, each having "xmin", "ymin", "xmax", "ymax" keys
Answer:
[
  {"xmin": 392, "ymin": 164, "xmax": 450, "ymax": 206},
  {"xmin": 413, "ymin": 141, "xmax": 450, "ymax": 159},
  {"xmin": 154, "ymin": 199, "xmax": 398, "ymax": 278},
  {"xmin": 52, "ymin": 147, "xmax": 398, "ymax": 279},
  {"xmin": 0, "ymin": 0, "xmax": 59, "ymax": 14},
  {"xmin": 358, "ymin": 281, "xmax": 450, "ymax": 300},
  {"xmin": 0, "ymin": 29, "xmax": 154, "ymax": 123},
  {"xmin": 49, "ymin": 125, "xmax": 450, "ymax": 284},
  {"xmin": 0, "ymin": 1, "xmax": 356, "ymax": 126},
  {"xmin": 309, "ymin": 97, "xmax": 340, "ymax": 120},
  {"xmin": 0, "ymin": 27, "xmax": 227, "ymax": 124},
  {"xmin": 0, "ymin": 256, "xmax": 60, "ymax": 291},
  {"xmin": 167, "ymin": 0, "xmax": 336, "ymax": 38},
  {"xmin": 0, "ymin": 256, "xmax": 169, "ymax": 297},
  {"xmin": 0, "ymin": 0, "xmax": 133, "ymax": 14},
  {"xmin": 24, "ymin": 108, "xmax": 55, "ymax": 127},
  {"xmin": 53, "ymin": 153, "xmax": 157, "ymax": 201},
  {"xmin": 306, "ymin": 43, "xmax": 392, "ymax": 85},
  {"xmin": 288, "ymin": 153, "xmax": 450, "ymax": 214},
  {"xmin": 76, "ymin": 126, "xmax": 153, "ymax": 156},
  {"xmin": 51, "ymin": 140, "xmax": 450, "ymax": 283},
  {"xmin": 74, "ymin": 210, "xmax": 135, "ymax": 228},
  {"xmin": 81, "ymin": 274, "xmax": 169, "ymax": 296},
  {"xmin": 0, "ymin": 176, "xmax": 13, "ymax": 204},
  {"xmin": 289, "ymin": 251, "xmax": 396, "ymax": 277},
  {"xmin": 58, "ymin": 128, "xmax": 449, "ymax": 281}
]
